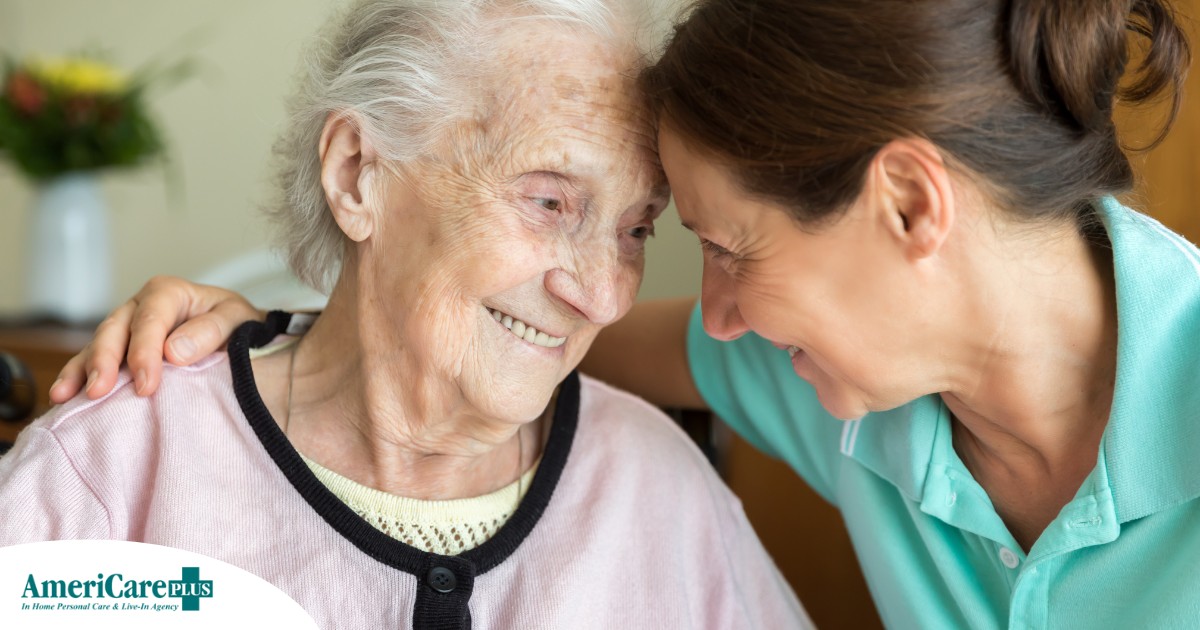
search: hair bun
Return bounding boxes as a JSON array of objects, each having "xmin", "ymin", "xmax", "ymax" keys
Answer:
[{"xmin": 1007, "ymin": 0, "xmax": 1189, "ymax": 145}]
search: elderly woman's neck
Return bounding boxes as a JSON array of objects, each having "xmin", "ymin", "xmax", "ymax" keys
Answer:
[{"xmin": 254, "ymin": 282, "xmax": 546, "ymax": 501}]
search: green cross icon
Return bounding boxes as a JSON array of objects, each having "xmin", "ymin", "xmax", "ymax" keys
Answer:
[{"xmin": 168, "ymin": 567, "xmax": 214, "ymax": 611}]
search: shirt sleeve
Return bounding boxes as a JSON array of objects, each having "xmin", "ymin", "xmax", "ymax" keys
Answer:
[
  {"xmin": 0, "ymin": 425, "xmax": 112, "ymax": 544},
  {"xmin": 685, "ymin": 301, "xmax": 845, "ymax": 502}
]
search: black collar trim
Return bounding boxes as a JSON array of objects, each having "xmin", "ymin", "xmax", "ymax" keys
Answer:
[{"xmin": 227, "ymin": 311, "xmax": 580, "ymax": 576}]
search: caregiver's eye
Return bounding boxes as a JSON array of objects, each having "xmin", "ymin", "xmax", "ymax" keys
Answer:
[
  {"xmin": 533, "ymin": 198, "xmax": 561, "ymax": 212},
  {"xmin": 700, "ymin": 238, "xmax": 732, "ymax": 259}
]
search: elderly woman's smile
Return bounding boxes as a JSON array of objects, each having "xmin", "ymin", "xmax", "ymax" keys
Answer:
[{"xmin": 487, "ymin": 308, "xmax": 567, "ymax": 348}]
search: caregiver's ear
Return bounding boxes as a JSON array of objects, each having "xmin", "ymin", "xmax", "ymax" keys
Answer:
[
  {"xmin": 319, "ymin": 112, "xmax": 378, "ymax": 243},
  {"xmin": 867, "ymin": 138, "xmax": 955, "ymax": 260}
]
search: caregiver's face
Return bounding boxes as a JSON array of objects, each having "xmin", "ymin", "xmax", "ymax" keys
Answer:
[
  {"xmin": 369, "ymin": 25, "xmax": 667, "ymax": 423},
  {"xmin": 660, "ymin": 125, "xmax": 915, "ymax": 420}
]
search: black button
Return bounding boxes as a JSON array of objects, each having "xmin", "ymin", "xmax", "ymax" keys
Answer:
[{"xmin": 427, "ymin": 567, "xmax": 457, "ymax": 593}]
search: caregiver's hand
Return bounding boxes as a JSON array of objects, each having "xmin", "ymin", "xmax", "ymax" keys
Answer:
[{"xmin": 49, "ymin": 276, "xmax": 264, "ymax": 403}]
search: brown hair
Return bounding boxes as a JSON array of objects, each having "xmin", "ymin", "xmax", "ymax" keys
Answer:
[{"xmin": 641, "ymin": 0, "xmax": 1191, "ymax": 223}]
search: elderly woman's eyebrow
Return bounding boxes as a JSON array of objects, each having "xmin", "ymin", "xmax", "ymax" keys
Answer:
[
  {"xmin": 647, "ymin": 183, "xmax": 672, "ymax": 208},
  {"xmin": 516, "ymin": 170, "xmax": 578, "ymax": 189}
]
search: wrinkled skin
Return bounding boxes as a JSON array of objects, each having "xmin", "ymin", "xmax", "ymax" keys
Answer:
[{"xmin": 349, "ymin": 24, "xmax": 667, "ymax": 433}]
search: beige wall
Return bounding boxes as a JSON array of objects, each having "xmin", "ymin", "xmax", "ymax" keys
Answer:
[{"xmin": 0, "ymin": 0, "xmax": 701, "ymax": 315}]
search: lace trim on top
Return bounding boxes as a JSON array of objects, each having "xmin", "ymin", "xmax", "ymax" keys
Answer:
[{"xmin": 302, "ymin": 454, "xmax": 540, "ymax": 556}]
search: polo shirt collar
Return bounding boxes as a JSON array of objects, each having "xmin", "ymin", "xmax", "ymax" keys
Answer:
[
  {"xmin": 835, "ymin": 395, "xmax": 941, "ymax": 505},
  {"xmin": 1095, "ymin": 197, "xmax": 1200, "ymax": 523}
]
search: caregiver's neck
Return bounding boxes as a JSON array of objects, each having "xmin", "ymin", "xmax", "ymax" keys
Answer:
[
  {"xmin": 253, "ymin": 269, "xmax": 545, "ymax": 502},
  {"xmin": 936, "ymin": 213, "xmax": 1117, "ymax": 552}
]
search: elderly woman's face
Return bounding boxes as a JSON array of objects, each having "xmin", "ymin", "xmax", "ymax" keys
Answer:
[{"xmin": 360, "ymin": 25, "xmax": 667, "ymax": 422}]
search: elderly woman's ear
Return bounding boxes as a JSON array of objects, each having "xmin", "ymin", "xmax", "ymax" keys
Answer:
[{"xmin": 319, "ymin": 113, "xmax": 380, "ymax": 243}]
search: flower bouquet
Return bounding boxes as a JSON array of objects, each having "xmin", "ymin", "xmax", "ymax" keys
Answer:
[
  {"xmin": 0, "ymin": 56, "xmax": 171, "ymax": 180},
  {"xmin": 1, "ymin": 55, "xmax": 186, "ymax": 323}
]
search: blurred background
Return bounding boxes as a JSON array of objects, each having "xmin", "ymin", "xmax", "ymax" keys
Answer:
[
  {"xmin": 0, "ymin": 0, "xmax": 704, "ymax": 317},
  {"xmin": 1, "ymin": 2, "xmax": 1197, "ymax": 629}
]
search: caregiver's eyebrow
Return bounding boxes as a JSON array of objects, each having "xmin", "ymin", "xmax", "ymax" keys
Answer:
[{"xmin": 678, "ymin": 220, "xmax": 726, "ymax": 245}]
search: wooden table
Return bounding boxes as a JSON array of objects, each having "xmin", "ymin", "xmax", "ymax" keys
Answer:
[{"xmin": 0, "ymin": 321, "xmax": 93, "ymax": 444}]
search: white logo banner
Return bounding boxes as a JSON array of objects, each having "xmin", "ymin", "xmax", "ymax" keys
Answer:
[{"xmin": 0, "ymin": 540, "xmax": 318, "ymax": 629}]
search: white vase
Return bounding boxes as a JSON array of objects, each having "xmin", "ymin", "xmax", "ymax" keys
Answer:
[{"xmin": 24, "ymin": 173, "xmax": 113, "ymax": 324}]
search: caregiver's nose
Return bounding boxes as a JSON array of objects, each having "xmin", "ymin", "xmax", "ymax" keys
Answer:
[{"xmin": 700, "ymin": 263, "xmax": 749, "ymax": 342}]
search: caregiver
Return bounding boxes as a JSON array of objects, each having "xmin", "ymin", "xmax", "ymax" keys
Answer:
[{"xmin": 50, "ymin": 0, "xmax": 1200, "ymax": 627}]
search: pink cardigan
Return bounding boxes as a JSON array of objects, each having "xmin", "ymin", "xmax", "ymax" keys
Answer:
[{"xmin": 0, "ymin": 314, "xmax": 811, "ymax": 629}]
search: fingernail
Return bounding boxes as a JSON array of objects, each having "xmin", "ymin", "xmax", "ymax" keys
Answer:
[
  {"xmin": 50, "ymin": 377, "xmax": 63, "ymax": 394},
  {"xmin": 170, "ymin": 336, "xmax": 197, "ymax": 361},
  {"xmin": 86, "ymin": 371, "xmax": 98, "ymax": 393},
  {"xmin": 135, "ymin": 369, "xmax": 148, "ymax": 395}
]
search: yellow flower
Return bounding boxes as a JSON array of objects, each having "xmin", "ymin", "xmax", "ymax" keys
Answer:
[{"xmin": 26, "ymin": 57, "xmax": 128, "ymax": 95}]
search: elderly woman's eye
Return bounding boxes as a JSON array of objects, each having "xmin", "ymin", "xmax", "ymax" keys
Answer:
[
  {"xmin": 533, "ymin": 198, "xmax": 561, "ymax": 212},
  {"xmin": 628, "ymin": 224, "xmax": 655, "ymax": 240}
]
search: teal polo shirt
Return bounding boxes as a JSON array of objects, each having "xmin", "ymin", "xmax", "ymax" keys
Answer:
[{"xmin": 687, "ymin": 198, "xmax": 1200, "ymax": 629}]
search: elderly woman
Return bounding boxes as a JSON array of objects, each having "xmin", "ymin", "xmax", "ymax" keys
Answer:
[{"xmin": 0, "ymin": 1, "xmax": 810, "ymax": 628}]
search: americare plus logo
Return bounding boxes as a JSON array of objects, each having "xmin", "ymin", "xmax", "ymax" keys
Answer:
[{"xmin": 20, "ymin": 566, "xmax": 213, "ymax": 613}]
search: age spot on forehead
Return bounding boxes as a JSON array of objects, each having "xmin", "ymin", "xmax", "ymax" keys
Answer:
[{"xmin": 554, "ymin": 75, "xmax": 585, "ymax": 102}]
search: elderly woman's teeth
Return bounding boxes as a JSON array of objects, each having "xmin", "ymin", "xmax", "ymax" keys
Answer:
[
  {"xmin": 787, "ymin": 346, "xmax": 800, "ymax": 357},
  {"xmin": 488, "ymin": 308, "xmax": 566, "ymax": 348}
]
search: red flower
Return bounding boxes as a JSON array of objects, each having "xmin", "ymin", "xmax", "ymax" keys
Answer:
[{"xmin": 5, "ymin": 72, "xmax": 45, "ymax": 115}]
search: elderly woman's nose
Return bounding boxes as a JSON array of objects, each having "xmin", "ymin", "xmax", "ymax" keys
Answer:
[{"xmin": 544, "ymin": 261, "xmax": 625, "ymax": 325}]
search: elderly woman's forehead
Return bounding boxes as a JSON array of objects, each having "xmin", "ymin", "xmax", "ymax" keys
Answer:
[
  {"xmin": 485, "ymin": 20, "xmax": 638, "ymax": 91},
  {"xmin": 483, "ymin": 57, "xmax": 646, "ymax": 132},
  {"xmin": 420, "ymin": 19, "xmax": 661, "ymax": 185},
  {"xmin": 441, "ymin": 58, "xmax": 643, "ymax": 150}
]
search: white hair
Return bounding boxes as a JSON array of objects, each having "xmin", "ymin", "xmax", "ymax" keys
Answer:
[{"xmin": 266, "ymin": 0, "xmax": 682, "ymax": 293}]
